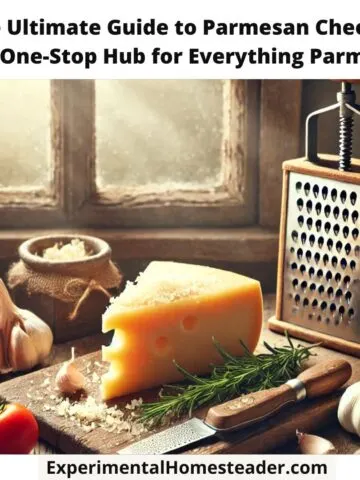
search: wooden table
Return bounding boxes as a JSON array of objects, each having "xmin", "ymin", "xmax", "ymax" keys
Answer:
[{"xmin": 2, "ymin": 295, "xmax": 360, "ymax": 454}]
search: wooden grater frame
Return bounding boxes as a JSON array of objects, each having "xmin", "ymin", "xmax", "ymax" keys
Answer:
[{"xmin": 269, "ymin": 154, "xmax": 360, "ymax": 357}]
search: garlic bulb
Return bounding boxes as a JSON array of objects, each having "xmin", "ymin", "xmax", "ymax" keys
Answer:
[
  {"xmin": 296, "ymin": 430, "xmax": 337, "ymax": 454},
  {"xmin": 0, "ymin": 279, "xmax": 53, "ymax": 373},
  {"xmin": 338, "ymin": 382, "xmax": 360, "ymax": 436},
  {"xmin": 56, "ymin": 347, "xmax": 86, "ymax": 395}
]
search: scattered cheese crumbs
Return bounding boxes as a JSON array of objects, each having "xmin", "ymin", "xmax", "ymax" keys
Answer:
[
  {"xmin": 92, "ymin": 372, "xmax": 100, "ymax": 383},
  {"xmin": 43, "ymin": 404, "xmax": 51, "ymax": 412},
  {"xmin": 126, "ymin": 398, "xmax": 143, "ymax": 410},
  {"xmin": 42, "ymin": 239, "xmax": 91, "ymax": 261},
  {"xmin": 52, "ymin": 396, "xmax": 146, "ymax": 435},
  {"xmin": 26, "ymin": 393, "xmax": 33, "ymax": 399},
  {"xmin": 41, "ymin": 378, "xmax": 50, "ymax": 387}
]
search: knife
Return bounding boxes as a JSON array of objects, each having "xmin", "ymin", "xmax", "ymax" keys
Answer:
[{"xmin": 118, "ymin": 358, "xmax": 351, "ymax": 454}]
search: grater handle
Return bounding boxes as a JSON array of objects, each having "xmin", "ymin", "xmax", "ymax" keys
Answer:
[
  {"xmin": 204, "ymin": 359, "xmax": 351, "ymax": 432},
  {"xmin": 297, "ymin": 358, "xmax": 351, "ymax": 399}
]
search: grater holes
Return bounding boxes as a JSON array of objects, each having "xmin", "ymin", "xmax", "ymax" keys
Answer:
[
  {"xmin": 322, "ymin": 186, "xmax": 328, "ymax": 200},
  {"xmin": 301, "ymin": 232, "xmax": 307, "ymax": 244},
  {"xmin": 343, "ymin": 208, "xmax": 349, "ymax": 222},
  {"xmin": 339, "ymin": 305, "xmax": 345, "ymax": 315},
  {"xmin": 306, "ymin": 250, "xmax": 312, "ymax": 262},
  {"xmin": 328, "ymin": 286, "xmax": 334, "ymax": 298},
  {"xmin": 350, "ymin": 260, "xmax": 356, "ymax": 271},
  {"xmin": 341, "ymin": 258, "xmax": 347, "ymax": 270},
  {"xmin": 323, "ymin": 254, "xmax": 329, "ymax": 265},
  {"xmin": 308, "ymin": 313, "xmax": 313, "ymax": 320},
  {"xmin": 306, "ymin": 200, "xmax": 313, "ymax": 213},
  {"xmin": 353, "ymin": 228, "xmax": 359, "ymax": 240},
  {"xmin": 303, "ymin": 298, "xmax": 309, "ymax": 307},
  {"xmin": 304, "ymin": 183, "xmax": 311, "ymax": 196},
  {"xmin": 300, "ymin": 264, "xmax": 306, "ymax": 274},
  {"xmin": 320, "ymin": 301, "xmax": 327, "ymax": 311},
  {"xmin": 291, "ymin": 262, "xmax": 298, "ymax": 270},
  {"xmin": 343, "ymin": 226, "xmax": 349, "ymax": 238},
  {"xmin": 333, "ymin": 206, "xmax": 340, "ymax": 219},
  {"xmin": 317, "ymin": 315, "xmax": 322, "ymax": 322},
  {"xmin": 324, "ymin": 222, "xmax": 331, "ymax": 234},
  {"xmin": 313, "ymin": 185, "xmax": 319, "ymax": 197},
  {"xmin": 315, "ymin": 219, "xmax": 322, "ymax": 231},
  {"xmin": 292, "ymin": 230, "xmax": 298, "ymax": 242},
  {"xmin": 333, "ymin": 224, "xmax": 340, "ymax": 236},
  {"xmin": 309, "ymin": 267, "xmax": 315, "ymax": 278},
  {"xmin": 317, "ymin": 269, "xmax": 323, "ymax": 279},
  {"xmin": 352, "ymin": 211, "xmax": 359, "ymax": 223},
  {"xmin": 330, "ymin": 303, "xmax": 336, "ymax": 314},
  {"xmin": 290, "ymin": 247, "xmax": 295, "ymax": 254},
  {"xmin": 335, "ymin": 273, "xmax": 342, "ymax": 283},
  {"xmin": 296, "ymin": 181, "xmax": 302, "ymax": 192},
  {"xmin": 297, "ymin": 248, "xmax": 303, "ymax": 260},
  {"xmin": 345, "ymin": 243, "xmax": 351, "ymax": 255},
  {"xmin": 300, "ymin": 280, "xmax": 307, "ymax": 291},
  {"xmin": 318, "ymin": 236, "xmax": 324, "ymax": 248},
  {"xmin": 343, "ymin": 275, "xmax": 351, "ymax": 288},
  {"xmin": 340, "ymin": 190, "xmax": 347, "ymax": 203},
  {"xmin": 318, "ymin": 285, "xmax": 325, "ymax": 295},
  {"xmin": 332, "ymin": 256, "xmax": 338, "ymax": 268},
  {"xmin": 298, "ymin": 216, "xmax": 304, "ymax": 227},
  {"xmin": 324, "ymin": 205, "xmax": 331, "ymax": 217},
  {"xmin": 312, "ymin": 299, "xmax": 318, "ymax": 308},
  {"xmin": 310, "ymin": 282, "xmax": 316, "ymax": 291},
  {"xmin": 345, "ymin": 291, "xmax": 352, "ymax": 304},
  {"xmin": 326, "ymin": 271, "xmax": 332, "ymax": 282},
  {"xmin": 292, "ymin": 278, "xmax": 299, "ymax": 289},
  {"xmin": 310, "ymin": 234, "xmax": 316, "ymax": 246},
  {"xmin": 355, "ymin": 246, "xmax": 360, "ymax": 257},
  {"xmin": 331, "ymin": 188, "xmax": 337, "ymax": 202},
  {"xmin": 336, "ymin": 240, "xmax": 343, "ymax": 253},
  {"xmin": 350, "ymin": 192, "xmax": 357, "ymax": 205},
  {"xmin": 349, "ymin": 308, "xmax": 355, "ymax": 319},
  {"xmin": 295, "ymin": 294, "xmax": 300, "ymax": 305},
  {"xmin": 314, "ymin": 252, "xmax": 320, "ymax": 264},
  {"xmin": 297, "ymin": 198, "xmax": 304, "ymax": 211},
  {"xmin": 327, "ymin": 239, "xmax": 334, "ymax": 251},
  {"xmin": 306, "ymin": 218, "xmax": 313, "ymax": 230},
  {"xmin": 335, "ymin": 288, "xmax": 343, "ymax": 298},
  {"xmin": 315, "ymin": 203, "xmax": 322, "ymax": 215}
]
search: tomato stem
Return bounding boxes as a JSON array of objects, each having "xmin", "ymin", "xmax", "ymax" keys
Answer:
[{"xmin": 0, "ymin": 402, "xmax": 6, "ymax": 414}]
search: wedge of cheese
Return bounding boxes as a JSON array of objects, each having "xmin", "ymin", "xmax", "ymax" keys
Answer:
[{"xmin": 101, "ymin": 261, "xmax": 263, "ymax": 400}]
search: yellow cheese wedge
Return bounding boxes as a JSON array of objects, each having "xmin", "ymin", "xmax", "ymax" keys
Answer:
[{"xmin": 101, "ymin": 261, "xmax": 263, "ymax": 400}]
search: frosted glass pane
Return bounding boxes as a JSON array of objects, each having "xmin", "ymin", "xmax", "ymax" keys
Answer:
[
  {"xmin": 96, "ymin": 80, "xmax": 223, "ymax": 188},
  {"xmin": 0, "ymin": 80, "xmax": 51, "ymax": 188}
]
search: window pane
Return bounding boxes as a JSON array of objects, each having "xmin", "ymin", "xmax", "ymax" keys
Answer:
[
  {"xmin": 0, "ymin": 80, "xmax": 51, "ymax": 189},
  {"xmin": 96, "ymin": 80, "xmax": 223, "ymax": 188}
]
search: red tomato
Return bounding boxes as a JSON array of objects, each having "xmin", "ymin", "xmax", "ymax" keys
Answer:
[{"xmin": 0, "ymin": 403, "xmax": 39, "ymax": 454}]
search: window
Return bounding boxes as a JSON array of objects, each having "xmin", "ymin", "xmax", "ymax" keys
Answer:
[{"xmin": 0, "ymin": 80, "xmax": 303, "ymax": 264}]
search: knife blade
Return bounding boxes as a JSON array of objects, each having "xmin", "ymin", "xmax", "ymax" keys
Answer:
[{"xmin": 118, "ymin": 358, "xmax": 351, "ymax": 454}]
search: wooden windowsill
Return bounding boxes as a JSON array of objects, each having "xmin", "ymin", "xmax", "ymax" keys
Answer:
[{"xmin": 0, "ymin": 227, "xmax": 279, "ymax": 263}]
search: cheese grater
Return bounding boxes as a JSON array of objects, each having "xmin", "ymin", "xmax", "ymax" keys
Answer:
[{"xmin": 269, "ymin": 82, "xmax": 360, "ymax": 356}]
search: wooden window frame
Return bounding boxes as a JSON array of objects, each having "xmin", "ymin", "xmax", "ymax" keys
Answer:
[{"xmin": 0, "ymin": 80, "xmax": 303, "ymax": 264}]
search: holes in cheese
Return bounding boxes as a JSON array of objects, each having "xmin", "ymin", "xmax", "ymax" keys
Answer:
[{"xmin": 101, "ymin": 261, "xmax": 263, "ymax": 400}]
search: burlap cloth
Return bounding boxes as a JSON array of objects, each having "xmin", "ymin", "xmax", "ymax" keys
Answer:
[{"xmin": 8, "ymin": 259, "xmax": 122, "ymax": 321}]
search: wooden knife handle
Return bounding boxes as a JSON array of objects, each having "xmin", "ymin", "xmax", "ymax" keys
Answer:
[
  {"xmin": 204, "ymin": 359, "xmax": 352, "ymax": 432},
  {"xmin": 297, "ymin": 358, "xmax": 351, "ymax": 398}
]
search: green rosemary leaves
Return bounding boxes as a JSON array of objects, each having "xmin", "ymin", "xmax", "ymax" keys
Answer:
[{"xmin": 141, "ymin": 334, "xmax": 316, "ymax": 425}]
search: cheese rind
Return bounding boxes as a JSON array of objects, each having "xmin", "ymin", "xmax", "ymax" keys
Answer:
[{"xmin": 101, "ymin": 262, "xmax": 263, "ymax": 400}]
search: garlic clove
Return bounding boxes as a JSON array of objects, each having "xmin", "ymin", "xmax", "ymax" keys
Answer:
[
  {"xmin": 56, "ymin": 348, "xmax": 86, "ymax": 395},
  {"xmin": 18, "ymin": 308, "xmax": 53, "ymax": 362},
  {"xmin": 338, "ymin": 382, "xmax": 360, "ymax": 436},
  {"xmin": 9, "ymin": 324, "xmax": 39, "ymax": 371},
  {"xmin": 296, "ymin": 430, "xmax": 337, "ymax": 455}
]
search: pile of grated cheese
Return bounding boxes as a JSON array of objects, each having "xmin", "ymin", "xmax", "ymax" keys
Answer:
[
  {"xmin": 27, "ymin": 361, "xmax": 147, "ymax": 436},
  {"xmin": 42, "ymin": 238, "xmax": 91, "ymax": 261}
]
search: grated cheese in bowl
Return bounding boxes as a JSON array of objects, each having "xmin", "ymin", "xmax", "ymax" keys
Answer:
[{"xmin": 42, "ymin": 239, "xmax": 91, "ymax": 261}]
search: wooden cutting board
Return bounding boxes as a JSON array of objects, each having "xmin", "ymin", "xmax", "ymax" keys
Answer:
[{"xmin": 0, "ymin": 326, "xmax": 359, "ymax": 455}]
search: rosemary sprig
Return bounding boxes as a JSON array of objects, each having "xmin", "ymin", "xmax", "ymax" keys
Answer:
[{"xmin": 141, "ymin": 333, "xmax": 317, "ymax": 425}]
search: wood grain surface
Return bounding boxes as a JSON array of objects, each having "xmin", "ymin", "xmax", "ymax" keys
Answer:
[{"xmin": 1, "ymin": 295, "xmax": 359, "ymax": 455}]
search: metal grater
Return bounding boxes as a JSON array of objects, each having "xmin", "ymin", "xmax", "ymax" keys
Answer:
[{"xmin": 269, "ymin": 82, "xmax": 360, "ymax": 356}]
